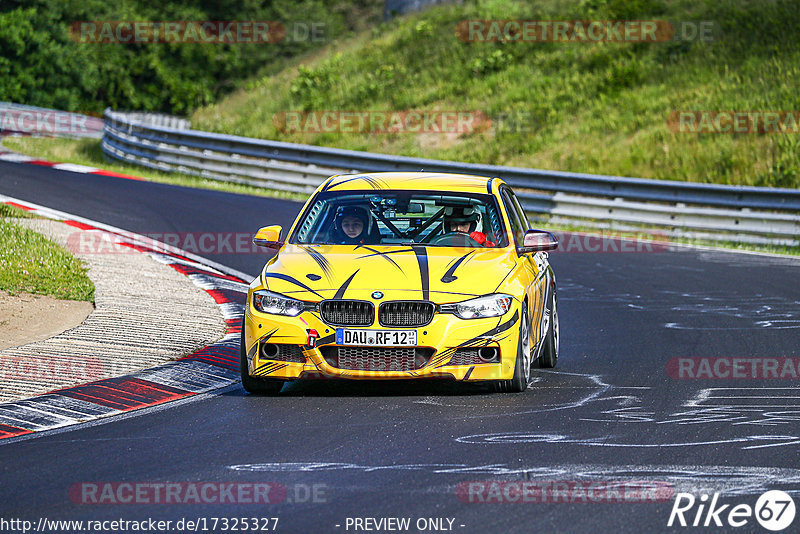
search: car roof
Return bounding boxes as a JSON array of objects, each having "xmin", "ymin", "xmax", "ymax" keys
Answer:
[{"xmin": 321, "ymin": 172, "xmax": 500, "ymax": 194}]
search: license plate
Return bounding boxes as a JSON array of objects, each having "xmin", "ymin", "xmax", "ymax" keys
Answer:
[{"xmin": 336, "ymin": 329, "xmax": 417, "ymax": 346}]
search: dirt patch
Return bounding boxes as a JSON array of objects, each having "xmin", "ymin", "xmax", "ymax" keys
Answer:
[{"xmin": 0, "ymin": 291, "xmax": 93, "ymax": 350}]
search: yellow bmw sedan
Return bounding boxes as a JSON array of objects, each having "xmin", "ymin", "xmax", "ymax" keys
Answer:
[{"xmin": 241, "ymin": 172, "xmax": 559, "ymax": 393}]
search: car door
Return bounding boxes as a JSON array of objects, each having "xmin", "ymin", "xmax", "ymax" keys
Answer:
[{"xmin": 500, "ymin": 185, "xmax": 547, "ymax": 346}]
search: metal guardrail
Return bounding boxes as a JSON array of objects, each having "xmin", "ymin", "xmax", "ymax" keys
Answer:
[
  {"xmin": 106, "ymin": 111, "xmax": 191, "ymax": 131},
  {"xmin": 103, "ymin": 109, "xmax": 800, "ymax": 246}
]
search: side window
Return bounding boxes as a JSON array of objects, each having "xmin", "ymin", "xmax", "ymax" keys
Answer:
[
  {"xmin": 500, "ymin": 188, "xmax": 525, "ymax": 247},
  {"xmin": 486, "ymin": 202, "xmax": 505, "ymax": 245},
  {"xmin": 508, "ymin": 189, "xmax": 530, "ymax": 232}
]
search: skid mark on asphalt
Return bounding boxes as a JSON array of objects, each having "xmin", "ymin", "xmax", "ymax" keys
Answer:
[
  {"xmin": 411, "ymin": 369, "xmax": 800, "ymax": 451},
  {"xmin": 259, "ymin": 369, "xmax": 799, "ymax": 452},
  {"xmin": 559, "ymin": 275, "xmax": 800, "ymax": 330},
  {"xmin": 413, "ymin": 370, "xmax": 615, "ymax": 413},
  {"xmin": 662, "ymin": 291, "xmax": 800, "ymax": 329},
  {"xmin": 455, "ymin": 432, "xmax": 800, "ymax": 449},
  {"xmin": 227, "ymin": 462, "xmax": 800, "ymax": 497},
  {"xmin": 583, "ymin": 387, "xmax": 800, "ymax": 428},
  {"xmin": 659, "ymin": 387, "xmax": 800, "ymax": 428}
]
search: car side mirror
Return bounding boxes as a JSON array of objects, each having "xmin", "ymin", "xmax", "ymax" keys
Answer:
[
  {"xmin": 518, "ymin": 229, "xmax": 558, "ymax": 254},
  {"xmin": 253, "ymin": 225, "xmax": 284, "ymax": 249}
]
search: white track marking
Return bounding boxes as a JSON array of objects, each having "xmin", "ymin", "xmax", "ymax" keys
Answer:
[
  {"xmin": 51, "ymin": 163, "xmax": 99, "ymax": 173},
  {"xmin": 0, "ymin": 383, "xmax": 242, "ymax": 446},
  {"xmin": 0, "ymin": 152, "xmax": 35, "ymax": 162},
  {"xmin": 130, "ymin": 361, "xmax": 239, "ymax": 393}
]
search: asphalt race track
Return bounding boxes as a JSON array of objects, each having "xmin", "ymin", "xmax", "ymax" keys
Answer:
[{"xmin": 1, "ymin": 161, "xmax": 800, "ymax": 533}]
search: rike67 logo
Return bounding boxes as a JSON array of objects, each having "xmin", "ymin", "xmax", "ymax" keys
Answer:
[{"xmin": 668, "ymin": 491, "xmax": 795, "ymax": 531}]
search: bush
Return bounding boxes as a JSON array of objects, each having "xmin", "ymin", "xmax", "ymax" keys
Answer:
[{"xmin": 0, "ymin": 0, "xmax": 381, "ymax": 114}]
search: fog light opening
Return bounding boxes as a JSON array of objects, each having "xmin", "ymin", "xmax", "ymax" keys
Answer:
[
  {"xmin": 478, "ymin": 347, "xmax": 499, "ymax": 363},
  {"xmin": 261, "ymin": 343, "xmax": 279, "ymax": 359},
  {"xmin": 414, "ymin": 348, "xmax": 430, "ymax": 369}
]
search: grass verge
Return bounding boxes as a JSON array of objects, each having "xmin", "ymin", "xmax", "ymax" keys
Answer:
[
  {"xmin": 193, "ymin": 0, "xmax": 800, "ymax": 189},
  {"xmin": 0, "ymin": 204, "xmax": 95, "ymax": 301},
  {"xmin": 0, "ymin": 203, "xmax": 36, "ymax": 219}
]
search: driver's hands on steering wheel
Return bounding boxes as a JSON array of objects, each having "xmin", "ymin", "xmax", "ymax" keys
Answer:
[
  {"xmin": 429, "ymin": 231, "xmax": 494, "ymax": 247},
  {"xmin": 468, "ymin": 231, "xmax": 495, "ymax": 247}
]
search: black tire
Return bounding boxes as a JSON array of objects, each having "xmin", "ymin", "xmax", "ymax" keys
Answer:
[
  {"xmin": 240, "ymin": 318, "xmax": 284, "ymax": 395},
  {"xmin": 538, "ymin": 287, "xmax": 559, "ymax": 369},
  {"xmin": 495, "ymin": 304, "xmax": 530, "ymax": 393}
]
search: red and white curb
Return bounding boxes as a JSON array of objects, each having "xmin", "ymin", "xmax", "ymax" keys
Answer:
[
  {"xmin": 0, "ymin": 148, "xmax": 144, "ymax": 181},
  {"xmin": 0, "ymin": 195, "xmax": 252, "ymax": 442}
]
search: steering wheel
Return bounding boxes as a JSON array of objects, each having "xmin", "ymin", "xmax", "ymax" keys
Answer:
[{"xmin": 428, "ymin": 232, "xmax": 483, "ymax": 247}]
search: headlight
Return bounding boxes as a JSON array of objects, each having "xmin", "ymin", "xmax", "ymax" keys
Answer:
[
  {"xmin": 252, "ymin": 290, "xmax": 304, "ymax": 317},
  {"xmin": 440, "ymin": 294, "xmax": 514, "ymax": 319}
]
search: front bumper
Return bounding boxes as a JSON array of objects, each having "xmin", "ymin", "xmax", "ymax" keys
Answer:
[{"xmin": 243, "ymin": 296, "xmax": 522, "ymax": 382}]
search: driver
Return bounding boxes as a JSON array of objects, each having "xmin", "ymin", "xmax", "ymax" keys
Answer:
[{"xmin": 442, "ymin": 206, "xmax": 495, "ymax": 247}]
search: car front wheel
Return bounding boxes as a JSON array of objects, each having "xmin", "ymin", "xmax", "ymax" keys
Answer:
[
  {"xmin": 538, "ymin": 287, "xmax": 559, "ymax": 368},
  {"xmin": 495, "ymin": 304, "xmax": 531, "ymax": 393}
]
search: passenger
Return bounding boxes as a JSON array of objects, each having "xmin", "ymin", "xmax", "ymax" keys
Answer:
[
  {"xmin": 443, "ymin": 206, "xmax": 495, "ymax": 247},
  {"xmin": 332, "ymin": 206, "xmax": 374, "ymax": 245}
]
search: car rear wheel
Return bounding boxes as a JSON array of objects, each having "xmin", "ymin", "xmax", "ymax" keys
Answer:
[
  {"xmin": 538, "ymin": 288, "xmax": 559, "ymax": 368},
  {"xmin": 495, "ymin": 304, "xmax": 531, "ymax": 393},
  {"xmin": 240, "ymin": 318, "xmax": 285, "ymax": 395}
]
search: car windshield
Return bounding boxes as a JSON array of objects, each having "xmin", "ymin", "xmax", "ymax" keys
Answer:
[{"xmin": 291, "ymin": 190, "xmax": 508, "ymax": 247}]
